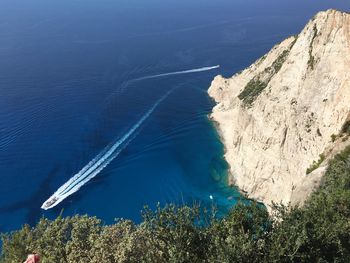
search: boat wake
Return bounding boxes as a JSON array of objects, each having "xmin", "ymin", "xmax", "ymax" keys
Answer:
[
  {"xmin": 133, "ymin": 65, "xmax": 220, "ymax": 81},
  {"xmin": 41, "ymin": 89, "xmax": 173, "ymax": 210},
  {"xmin": 119, "ymin": 65, "xmax": 220, "ymax": 92}
]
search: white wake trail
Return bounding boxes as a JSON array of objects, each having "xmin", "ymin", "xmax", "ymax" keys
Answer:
[
  {"xmin": 41, "ymin": 90, "xmax": 173, "ymax": 210},
  {"xmin": 119, "ymin": 65, "xmax": 220, "ymax": 93},
  {"xmin": 133, "ymin": 65, "xmax": 220, "ymax": 81}
]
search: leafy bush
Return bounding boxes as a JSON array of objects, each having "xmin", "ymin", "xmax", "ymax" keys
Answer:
[
  {"xmin": 331, "ymin": 134, "xmax": 337, "ymax": 142},
  {"xmin": 341, "ymin": 120, "xmax": 350, "ymax": 134},
  {"xmin": 272, "ymin": 49, "xmax": 290, "ymax": 73},
  {"xmin": 238, "ymin": 39, "xmax": 295, "ymax": 107},
  {"xmin": 308, "ymin": 24, "xmax": 318, "ymax": 70},
  {"xmin": 238, "ymin": 79, "xmax": 268, "ymax": 106},
  {"xmin": 306, "ymin": 153, "xmax": 325, "ymax": 174}
]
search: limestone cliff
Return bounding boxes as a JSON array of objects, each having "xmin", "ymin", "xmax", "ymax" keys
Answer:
[{"xmin": 208, "ymin": 9, "xmax": 350, "ymax": 210}]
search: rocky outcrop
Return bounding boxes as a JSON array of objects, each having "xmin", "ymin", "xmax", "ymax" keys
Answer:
[{"xmin": 208, "ymin": 9, "xmax": 350, "ymax": 210}]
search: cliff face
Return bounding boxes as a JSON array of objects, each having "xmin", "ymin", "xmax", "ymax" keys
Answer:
[{"xmin": 208, "ymin": 9, "xmax": 350, "ymax": 209}]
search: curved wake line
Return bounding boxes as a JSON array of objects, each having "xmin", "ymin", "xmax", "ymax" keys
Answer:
[
  {"xmin": 41, "ymin": 90, "xmax": 173, "ymax": 210},
  {"xmin": 133, "ymin": 65, "xmax": 220, "ymax": 81},
  {"xmin": 118, "ymin": 65, "xmax": 220, "ymax": 93}
]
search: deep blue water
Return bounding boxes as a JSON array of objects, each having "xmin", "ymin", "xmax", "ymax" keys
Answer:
[{"xmin": 0, "ymin": 0, "xmax": 349, "ymax": 232}]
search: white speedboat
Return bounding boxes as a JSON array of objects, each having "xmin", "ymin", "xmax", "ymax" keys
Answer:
[{"xmin": 41, "ymin": 196, "xmax": 59, "ymax": 210}]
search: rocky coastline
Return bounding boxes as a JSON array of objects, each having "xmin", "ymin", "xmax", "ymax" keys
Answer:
[{"xmin": 208, "ymin": 9, "xmax": 350, "ymax": 210}]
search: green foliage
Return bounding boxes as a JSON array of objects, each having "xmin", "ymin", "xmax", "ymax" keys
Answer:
[
  {"xmin": 140, "ymin": 204, "xmax": 211, "ymax": 262},
  {"xmin": 331, "ymin": 134, "xmax": 337, "ymax": 142},
  {"xmin": 271, "ymin": 49, "xmax": 290, "ymax": 73},
  {"xmin": 281, "ymin": 146, "xmax": 350, "ymax": 261},
  {"xmin": 206, "ymin": 202, "xmax": 270, "ymax": 262},
  {"xmin": 306, "ymin": 153, "xmax": 325, "ymax": 174},
  {"xmin": 341, "ymin": 120, "xmax": 350, "ymax": 135},
  {"xmin": 238, "ymin": 79, "xmax": 268, "ymax": 106},
  {"xmin": 2, "ymin": 146, "xmax": 350, "ymax": 262},
  {"xmin": 238, "ymin": 39, "xmax": 294, "ymax": 107},
  {"xmin": 308, "ymin": 24, "xmax": 318, "ymax": 70},
  {"xmin": 268, "ymin": 146, "xmax": 350, "ymax": 262}
]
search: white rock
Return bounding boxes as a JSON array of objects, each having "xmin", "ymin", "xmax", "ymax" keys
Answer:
[{"xmin": 208, "ymin": 9, "xmax": 350, "ymax": 211}]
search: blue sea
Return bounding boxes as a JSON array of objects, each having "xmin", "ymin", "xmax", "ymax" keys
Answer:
[{"xmin": 0, "ymin": 0, "xmax": 349, "ymax": 232}]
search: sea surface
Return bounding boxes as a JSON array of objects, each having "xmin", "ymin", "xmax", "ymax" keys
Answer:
[{"xmin": 0, "ymin": 0, "xmax": 349, "ymax": 232}]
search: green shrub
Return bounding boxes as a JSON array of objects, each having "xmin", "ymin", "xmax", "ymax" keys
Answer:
[
  {"xmin": 308, "ymin": 24, "xmax": 318, "ymax": 70},
  {"xmin": 341, "ymin": 121, "xmax": 350, "ymax": 134},
  {"xmin": 238, "ymin": 79, "xmax": 268, "ymax": 106},
  {"xmin": 331, "ymin": 134, "xmax": 337, "ymax": 142},
  {"xmin": 272, "ymin": 49, "xmax": 290, "ymax": 73},
  {"xmin": 306, "ymin": 153, "xmax": 325, "ymax": 174},
  {"xmin": 238, "ymin": 39, "xmax": 295, "ymax": 107}
]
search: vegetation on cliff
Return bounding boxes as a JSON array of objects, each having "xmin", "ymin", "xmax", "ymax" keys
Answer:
[
  {"xmin": 238, "ymin": 38, "xmax": 296, "ymax": 107},
  {"xmin": 1, "ymin": 146, "xmax": 350, "ymax": 262}
]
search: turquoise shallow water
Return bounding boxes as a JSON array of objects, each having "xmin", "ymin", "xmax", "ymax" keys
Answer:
[{"xmin": 0, "ymin": 0, "xmax": 349, "ymax": 231}]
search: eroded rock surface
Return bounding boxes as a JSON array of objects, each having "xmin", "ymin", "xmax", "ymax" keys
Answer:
[{"xmin": 208, "ymin": 10, "xmax": 350, "ymax": 210}]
